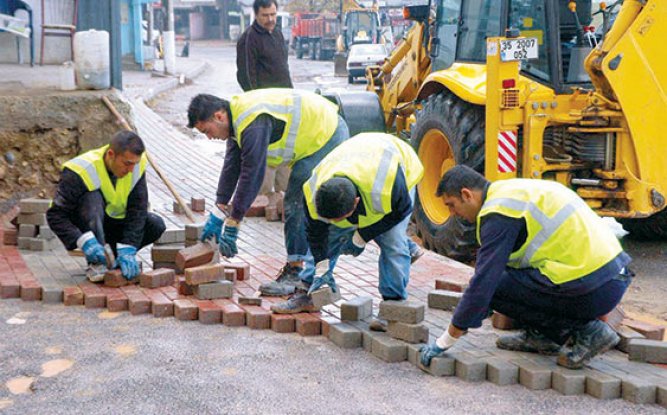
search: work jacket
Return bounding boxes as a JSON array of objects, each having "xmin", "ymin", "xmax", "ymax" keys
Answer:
[
  {"xmin": 230, "ymin": 89, "xmax": 339, "ymax": 167},
  {"xmin": 62, "ymin": 145, "xmax": 147, "ymax": 220},
  {"xmin": 477, "ymin": 179, "xmax": 623, "ymax": 284},
  {"xmin": 303, "ymin": 132, "xmax": 424, "ymax": 229}
]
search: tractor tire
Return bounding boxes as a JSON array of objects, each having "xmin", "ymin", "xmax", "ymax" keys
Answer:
[
  {"xmin": 619, "ymin": 207, "xmax": 667, "ymax": 240},
  {"xmin": 411, "ymin": 91, "xmax": 486, "ymax": 263}
]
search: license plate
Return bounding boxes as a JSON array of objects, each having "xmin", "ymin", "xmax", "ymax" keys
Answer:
[{"xmin": 500, "ymin": 38, "xmax": 538, "ymax": 62}]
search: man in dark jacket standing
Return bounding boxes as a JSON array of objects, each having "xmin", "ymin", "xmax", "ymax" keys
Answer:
[{"xmin": 236, "ymin": 0, "xmax": 292, "ymax": 91}]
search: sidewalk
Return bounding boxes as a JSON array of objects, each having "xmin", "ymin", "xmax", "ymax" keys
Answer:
[{"xmin": 1, "ymin": 58, "xmax": 666, "ymax": 408}]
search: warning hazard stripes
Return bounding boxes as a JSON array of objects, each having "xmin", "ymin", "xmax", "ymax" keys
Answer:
[{"xmin": 497, "ymin": 131, "xmax": 518, "ymax": 173}]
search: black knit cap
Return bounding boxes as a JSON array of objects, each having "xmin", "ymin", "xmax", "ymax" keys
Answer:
[{"xmin": 315, "ymin": 177, "xmax": 357, "ymax": 219}]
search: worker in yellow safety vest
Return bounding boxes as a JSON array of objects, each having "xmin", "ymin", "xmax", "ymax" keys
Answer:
[
  {"xmin": 271, "ymin": 133, "xmax": 425, "ymax": 328},
  {"xmin": 420, "ymin": 165, "xmax": 632, "ymax": 370},
  {"xmin": 187, "ymin": 89, "xmax": 349, "ymax": 297},
  {"xmin": 47, "ymin": 131, "xmax": 166, "ymax": 281}
]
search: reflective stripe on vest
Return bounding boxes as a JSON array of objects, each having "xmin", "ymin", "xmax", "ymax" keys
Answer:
[
  {"xmin": 231, "ymin": 89, "xmax": 339, "ymax": 167},
  {"xmin": 62, "ymin": 145, "xmax": 147, "ymax": 220}
]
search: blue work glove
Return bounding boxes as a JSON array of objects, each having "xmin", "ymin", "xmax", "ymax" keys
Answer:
[
  {"xmin": 200, "ymin": 210, "xmax": 225, "ymax": 243},
  {"xmin": 116, "ymin": 244, "xmax": 140, "ymax": 280},
  {"xmin": 419, "ymin": 343, "xmax": 446, "ymax": 367},
  {"xmin": 79, "ymin": 232, "xmax": 107, "ymax": 265},
  {"xmin": 341, "ymin": 231, "xmax": 365, "ymax": 257},
  {"xmin": 307, "ymin": 270, "xmax": 338, "ymax": 295},
  {"xmin": 218, "ymin": 222, "xmax": 239, "ymax": 258}
]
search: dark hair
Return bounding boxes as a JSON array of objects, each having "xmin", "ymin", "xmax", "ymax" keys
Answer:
[
  {"xmin": 315, "ymin": 177, "xmax": 357, "ymax": 219},
  {"xmin": 436, "ymin": 165, "xmax": 489, "ymax": 197},
  {"xmin": 187, "ymin": 94, "xmax": 231, "ymax": 129},
  {"xmin": 253, "ymin": 0, "xmax": 278, "ymax": 14},
  {"xmin": 110, "ymin": 130, "xmax": 145, "ymax": 156}
]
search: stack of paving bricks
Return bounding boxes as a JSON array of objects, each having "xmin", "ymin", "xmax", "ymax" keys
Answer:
[
  {"xmin": 185, "ymin": 223, "xmax": 203, "ymax": 247},
  {"xmin": 151, "ymin": 228, "xmax": 186, "ymax": 269},
  {"xmin": 15, "ymin": 199, "xmax": 59, "ymax": 251}
]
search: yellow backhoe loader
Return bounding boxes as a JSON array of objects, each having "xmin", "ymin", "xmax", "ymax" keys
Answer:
[{"xmin": 363, "ymin": 0, "xmax": 667, "ymax": 262}]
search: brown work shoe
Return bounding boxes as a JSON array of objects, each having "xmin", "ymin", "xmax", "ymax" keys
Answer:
[
  {"xmin": 496, "ymin": 328, "xmax": 562, "ymax": 355},
  {"xmin": 270, "ymin": 292, "xmax": 319, "ymax": 314},
  {"xmin": 557, "ymin": 320, "xmax": 619, "ymax": 369}
]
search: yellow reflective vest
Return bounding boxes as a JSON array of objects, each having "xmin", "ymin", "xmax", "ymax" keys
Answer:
[
  {"xmin": 62, "ymin": 145, "xmax": 147, "ymax": 220},
  {"xmin": 304, "ymin": 133, "xmax": 424, "ymax": 229},
  {"xmin": 230, "ymin": 88, "xmax": 340, "ymax": 167},
  {"xmin": 477, "ymin": 179, "xmax": 623, "ymax": 284}
]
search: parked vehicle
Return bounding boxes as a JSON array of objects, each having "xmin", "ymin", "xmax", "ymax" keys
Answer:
[
  {"xmin": 276, "ymin": 11, "xmax": 291, "ymax": 47},
  {"xmin": 291, "ymin": 12, "xmax": 339, "ymax": 60},
  {"xmin": 346, "ymin": 43, "xmax": 387, "ymax": 84}
]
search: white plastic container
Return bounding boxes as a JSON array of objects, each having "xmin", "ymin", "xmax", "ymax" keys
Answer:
[
  {"xmin": 59, "ymin": 61, "xmax": 76, "ymax": 91},
  {"xmin": 73, "ymin": 30, "xmax": 110, "ymax": 90}
]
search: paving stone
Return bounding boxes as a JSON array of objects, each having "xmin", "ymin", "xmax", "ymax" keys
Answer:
[
  {"xmin": 223, "ymin": 269, "xmax": 237, "ymax": 282},
  {"xmin": 378, "ymin": 300, "xmax": 425, "ymax": 324},
  {"xmin": 0, "ymin": 279, "xmax": 20, "ymax": 299},
  {"xmin": 17, "ymin": 237, "xmax": 31, "ymax": 249},
  {"xmin": 120, "ymin": 286, "xmax": 151, "ymax": 315},
  {"xmin": 320, "ymin": 316, "xmax": 338, "ymax": 338},
  {"xmin": 18, "ymin": 224, "xmax": 37, "ymax": 238},
  {"xmin": 144, "ymin": 289, "xmax": 174, "ymax": 317},
  {"xmin": 387, "ymin": 321, "xmax": 429, "ymax": 344},
  {"xmin": 99, "ymin": 287, "xmax": 129, "ymax": 312},
  {"xmin": 139, "ymin": 268, "xmax": 176, "ymax": 289},
  {"xmin": 2, "ymin": 226, "xmax": 17, "ymax": 245},
  {"xmin": 174, "ymin": 299, "xmax": 198, "ymax": 321},
  {"xmin": 151, "ymin": 245, "xmax": 182, "ymax": 263},
  {"xmin": 104, "ymin": 269, "xmax": 131, "ymax": 288},
  {"xmin": 311, "ymin": 286, "xmax": 341, "ymax": 308},
  {"xmin": 238, "ymin": 296, "xmax": 261, "ymax": 306},
  {"xmin": 340, "ymin": 296, "xmax": 373, "ymax": 321},
  {"xmin": 177, "ymin": 277, "xmax": 194, "ymax": 296},
  {"xmin": 243, "ymin": 305, "xmax": 271, "ymax": 329},
  {"xmin": 271, "ymin": 313, "xmax": 296, "ymax": 333},
  {"xmin": 194, "ymin": 280, "xmax": 233, "ymax": 300},
  {"xmin": 622, "ymin": 319, "xmax": 666, "ymax": 341},
  {"xmin": 215, "ymin": 299, "xmax": 246, "ymax": 326},
  {"xmin": 628, "ymin": 339, "xmax": 667, "ymax": 364},
  {"xmin": 152, "ymin": 262, "xmax": 177, "ymax": 270},
  {"xmin": 616, "ymin": 326, "xmax": 645, "ymax": 353},
  {"xmin": 185, "ymin": 223, "xmax": 204, "ymax": 240},
  {"xmin": 224, "ymin": 262, "xmax": 250, "ymax": 281},
  {"xmin": 491, "ymin": 313, "xmax": 517, "ymax": 330},
  {"xmin": 329, "ymin": 323, "xmax": 362, "ymax": 348},
  {"xmin": 294, "ymin": 313, "xmax": 321, "ymax": 336},
  {"xmin": 19, "ymin": 198, "xmax": 51, "ymax": 213},
  {"xmin": 515, "ymin": 359, "xmax": 553, "ymax": 390},
  {"xmin": 264, "ymin": 206, "xmax": 280, "ymax": 221},
  {"xmin": 37, "ymin": 226, "xmax": 55, "ymax": 240},
  {"xmin": 184, "ymin": 239, "xmax": 198, "ymax": 247},
  {"xmin": 176, "ymin": 243, "xmax": 215, "ymax": 273},
  {"xmin": 159, "ymin": 286, "xmax": 180, "ymax": 301},
  {"xmin": 434, "ymin": 275, "xmax": 470, "ymax": 292},
  {"xmin": 40, "ymin": 285, "xmax": 63, "ymax": 303},
  {"xmin": 191, "ymin": 197, "xmax": 206, "ymax": 212},
  {"xmin": 407, "ymin": 343, "xmax": 423, "ymax": 366},
  {"xmin": 454, "ymin": 352, "xmax": 487, "ymax": 382},
  {"xmin": 427, "ymin": 290, "xmax": 462, "ymax": 311},
  {"xmin": 17, "ymin": 213, "xmax": 47, "ymax": 226},
  {"xmin": 371, "ymin": 333, "xmax": 407, "ymax": 363},
  {"xmin": 584, "ymin": 370, "xmax": 621, "ymax": 400},
  {"xmin": 347, "ymin": 321, "xmax": 373, "ymax": 351},
  {"xmin": 80, "ymin": 282, "xmax": 105, "ymax": 308},
  {"xmin": 658, "ymin": 385, "xmax": 667, "ymax": 409},
  {"xmin": 622, "ymin": 377, "xmax": 657, "ymax": 404},
  {"xmin": 63, "ymin": 286, "xmax": 84, "ymax": 306},
  {"xmin": 29, "ymin": 237, "xmax": 57, "ymax": 251},
  {"xmin": 155, "ymin": 229, "xmax": 185, "ymax": 245},
  {"xmin": 552, "ymin": 367, "xmax": 586, "ymax": 395},
  {"xmin": 485, "ymin": 357, "xmax": 519, "ymax": 386},
  {"xmin": 185, "ymin": 263, "xmax": 224, "ymax": 285},
  {"xmin": 195, "ymin": 300, "xmax": 222, "ymax": 324},
  {"xmin": 409, "ymin": 344, "xmax": 456, "ymax": 377}
]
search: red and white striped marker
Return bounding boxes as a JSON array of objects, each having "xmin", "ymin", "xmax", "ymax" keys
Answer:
[{"xmin": 497, "ymin": 131, "xmax": 518, "ymax": 173}]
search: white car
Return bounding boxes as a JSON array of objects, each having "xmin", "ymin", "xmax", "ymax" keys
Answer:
[{"xmin": 346, "ymin": 43, "xmax": 388, "ymax": 84}]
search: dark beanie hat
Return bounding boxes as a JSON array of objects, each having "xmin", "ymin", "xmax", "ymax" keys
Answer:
[{"xmin": 315, "ymin": 177, "xmax": 357, "ymax": 219}]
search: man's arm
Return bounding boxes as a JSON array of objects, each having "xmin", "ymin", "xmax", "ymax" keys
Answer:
[
  {"xmin": 46, "ymin": 169, "xmax": 90, "ymax": 250},
  {"xmin": 451, "ymin": 214, "xmax": 524, "ymax": 330},
  {"xmin": 240, "ymin": 29, "xmax": 259, "ymax": 91},
  {"xmin": 227, "ymin": 115, "xmax": 272, "ymax": 221},
  {"xmin": 235, "ymin": 31, "xmax": 252, "ymax": 91},
  {"xmin": 216, "ymin": 139, "xmax": 242, "ymax": 206},
  {"xmin": 358, "ymin": 168, "xmax": 412, "ymax": 243},
  {"xmin": 304, "ymin": 197, "xmax": 330, "ymax": 263},
  {"xmin": 120, "ymin": 174, "xmax": 149, "ymax": 247}
]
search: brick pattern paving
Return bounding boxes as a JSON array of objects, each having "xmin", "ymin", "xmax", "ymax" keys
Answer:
[{"xmin": 1, "ymin": 97, "xmax": 666, "ymax": 407}]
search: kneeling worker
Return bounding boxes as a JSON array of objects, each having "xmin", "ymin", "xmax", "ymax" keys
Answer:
[
  {"xmin": 271, "ymin": 133, "xmax": 425, "ymax": 327},
  {"xmin": 47, "ymin": 130, "xmax": 166, "ymax": 281},
  {"xmin": 420, "ymin": 165, "xmax": 632, "ymax": 369}
]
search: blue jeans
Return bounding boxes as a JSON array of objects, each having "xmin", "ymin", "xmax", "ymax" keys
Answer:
[
  {"xmin": 490, "ymin": 267, "xmax": 632, "ymax": 344},
  {"xmin": 284, "ymin": 115, "xmax": 350, "ymax": 262},
  {"xmin": 301, "ymin": 189, "xmax": 419, "ymax": 300}
]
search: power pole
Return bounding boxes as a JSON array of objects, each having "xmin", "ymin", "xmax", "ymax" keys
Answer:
[{"xmin": 164, "ymin": 0, "xmax": 177, "ymax": 75}]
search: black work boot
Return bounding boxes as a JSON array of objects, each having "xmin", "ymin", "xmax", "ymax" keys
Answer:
[
  {"xmin": 557, "ymin": 320, "xmax": 619, "ymax": 369},
  {"xmin": 259, "ymin": 263, "xmax": 304, "ymax": 296},
  {"xmin": 410, "ymin": 247, "xmax": 425, "ymax": 264},
  {"xmin": 496, "ymin": 328, "xmax": 562, "ymax": 355},
  {"xmin": 270, "ymin": 292, "xmax": 319, "ymax": 314}
]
